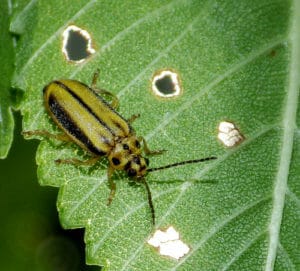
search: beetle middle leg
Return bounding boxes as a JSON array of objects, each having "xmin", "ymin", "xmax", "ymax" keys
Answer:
[{"xmin": 91, "ymin": 69, "xmax": 119, "ymax": 109}]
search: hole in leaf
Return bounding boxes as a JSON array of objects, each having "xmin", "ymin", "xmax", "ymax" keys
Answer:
[
  {"xmin": 218, "ymin": 121, "xmax": 244, "ymax": 147},
  {"xmin": 148, "ymin": 226, "xmax": 190, "ymax": 260},
  {"xmin": 62, "ymin": 25, "xmax": 95, "ymax": 63},
  {"xmin": 151, "ymin": 70, "xmax": 181, "ymax": 98}
]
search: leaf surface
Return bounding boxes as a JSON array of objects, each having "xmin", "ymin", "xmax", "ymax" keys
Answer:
[{"xmin": 14, "ymin": 0, "xmax": 299, "ymax": 270}]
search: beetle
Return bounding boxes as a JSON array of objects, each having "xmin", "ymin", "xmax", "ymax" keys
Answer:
[{"xmin": 23, "ymin": 70, "xmax": 217, "ymax": 225}]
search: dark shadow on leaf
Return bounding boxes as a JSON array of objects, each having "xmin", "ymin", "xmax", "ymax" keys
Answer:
[{"xmin": 148, "ymin": 179, "xmax": 218, "ymax": 185}]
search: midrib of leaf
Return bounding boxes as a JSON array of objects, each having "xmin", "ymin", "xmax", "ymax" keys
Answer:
[{"xmin": 266, "ymin": 1, "xmax": 300, "ymax": 270}]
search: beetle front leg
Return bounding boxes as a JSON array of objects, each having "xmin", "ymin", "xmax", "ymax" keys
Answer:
[{"xmin": 139, "ymin": 137, "xmax": 166, "ymax": 156}]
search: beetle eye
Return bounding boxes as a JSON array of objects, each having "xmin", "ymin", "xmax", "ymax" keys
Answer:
[
  {"xmin": 127, "ymin": 168, "xmax": 137, "ymax": 177},
  {"xmin": 123, "ymin": 144, "xmax": 129, "ymax": 150},
  {"xmin": 112, "ymin": 157, "xmax": 120, "ymax": 166}
]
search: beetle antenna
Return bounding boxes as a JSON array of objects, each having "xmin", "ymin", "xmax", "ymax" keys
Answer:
[
  {"xmin": 141, "ymin": 178, "xmax": 155, "ymax": 225},
  {"xmin": 147, "ymin": 156, "xmax": 217, "ymax": 172}
]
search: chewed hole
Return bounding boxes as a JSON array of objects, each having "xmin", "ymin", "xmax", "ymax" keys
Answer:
[
  {"xmin": 62, "ymin": 25, "xmax": 95, "ymax": 63},
  {"xmin": 151, "ymin": 70, "xmax": 181, "ymax": 98},
  {"xmin": 148, "ymin": 226, "xmax": 190, "ymax": 260},
  {"xmin": 218, "ymin": 121, "xmax": 244, "ymax": 147},
  {"xmin": 155, "ymin": 75, "xmax": 174, "ymax": 95}
]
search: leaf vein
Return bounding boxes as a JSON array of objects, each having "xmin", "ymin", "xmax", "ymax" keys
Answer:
[
  {"xmin": 277, "ymin": 242, "xmax": 297, "ymax": 271},
  {"xmin": 171, "ymin": 196, "xmax": 271, "ymax": 270},
  {"xmin": 221, "ymin": 231, "xmax": 266, "ymax": 271},
  {"xmin": 64, "ymin": 174, "xmax": 106, "ymax": 221},
  {"xmin": 286, "ymin": 187, "xmax": 300, "ymax": 208}
]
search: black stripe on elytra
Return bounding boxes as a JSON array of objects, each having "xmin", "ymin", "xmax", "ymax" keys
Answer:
[
  {"xmin": 53, "ymin": 80, "xmax": 117, "ymax": 136},
  {"xmin": 77, "ymin": 81, "xmax": 132, "ymax": 134},
  {"xmin": 48, "ymin": 95, "xmax": 106, "ymax": 156}
]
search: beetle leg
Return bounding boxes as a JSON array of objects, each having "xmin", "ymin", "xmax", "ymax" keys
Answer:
[
  {"xmin": 55, "ymin": 156, "xmax": 100, "ymax": 166},
  {"xmin": 107, "ymin": 166, "xmax": 116, "ymax": 206},
  {"xmin": 91, "ymin": 69, "xmax": 100, "ymax": 87},
  {"xmin": 22, "ymin": 130, "xmax": 70, "ymax": 142},
  {"xmin": 96, "ymin": 88, "xmax": 119, "ymax": 109},
  {"xmin": 127, "ymin": 114, "xmax": 140, "ymax": 124},
  {"xmin": 139, "ymin": 137, "xmax": 167, "ymax": 156},
  {"xmin": 141, "ymin": 178, "xmax": 155, "ymax": 225},
  {"xmin": 91, "ymin": 70, "xmax": 119, "ymax": 109}
]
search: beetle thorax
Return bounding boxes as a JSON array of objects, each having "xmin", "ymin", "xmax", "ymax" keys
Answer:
[{"xmin": 108, "ymin": 136, "xmax": 148, "ymax": 178}]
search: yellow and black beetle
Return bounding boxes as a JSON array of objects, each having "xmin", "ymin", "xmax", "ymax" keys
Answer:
[{"xmin": 24, "ymin": 70, "xmax": 216, "ymax": 225}]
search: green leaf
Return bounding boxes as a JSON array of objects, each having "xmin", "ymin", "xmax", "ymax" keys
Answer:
[
  {"xmin": 15, "ymin": 0, "xmax": 299, "ymax": 270},
  {"xmin": 0, "ymin": 1, "xmax": 15, "ymax": 158}
]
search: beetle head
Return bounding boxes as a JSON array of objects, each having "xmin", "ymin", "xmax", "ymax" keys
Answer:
[{"xmin": 108, "ymin": 136, "xmax": 149, "ymax": 178}]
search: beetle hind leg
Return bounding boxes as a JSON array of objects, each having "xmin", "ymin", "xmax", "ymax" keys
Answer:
[{"xmin": 22, "ymin": 130, "xmax": 71, "ymax": 142}]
